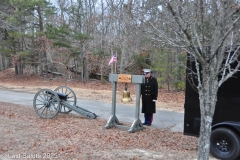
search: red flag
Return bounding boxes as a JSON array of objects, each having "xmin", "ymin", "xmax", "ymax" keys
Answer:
[{"xmin": 108, "ymin": 54, "xmax": 117, "ymax": 65}]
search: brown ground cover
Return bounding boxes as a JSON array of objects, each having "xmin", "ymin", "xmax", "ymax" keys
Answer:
[{"xmin": 0, "ymin": 69, "xmax": 217, "ymax": 160}]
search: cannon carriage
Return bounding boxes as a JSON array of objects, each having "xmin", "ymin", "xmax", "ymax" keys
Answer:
[{"xmin": 33, "ymin": 86, "xmax": 97, "ymax": 119}]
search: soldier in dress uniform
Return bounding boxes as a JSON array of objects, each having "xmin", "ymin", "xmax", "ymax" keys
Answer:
[{"xmin": 141, "ymin": 69, "xmax": 158, "ymax": 126}]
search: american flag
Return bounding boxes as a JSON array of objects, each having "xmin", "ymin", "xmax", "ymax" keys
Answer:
[{"xmin": 108, "ymin": 54, "xmax": 117, "ymax": 65}]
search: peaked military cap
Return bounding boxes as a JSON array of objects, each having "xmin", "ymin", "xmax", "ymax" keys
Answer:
[{"xmin": 143, "ymin": 69, "xmax": 151, "ymax": 74}]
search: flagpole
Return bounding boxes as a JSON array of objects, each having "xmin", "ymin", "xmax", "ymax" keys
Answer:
[
  {"xmin": 115, "ymin": 61, "xmax": 116, "ymax": 73},
  {"xmin": 115, "ymin": 52, "xmax": 117, "ymax": 73},
  {"xmin": 111, "ymin": 52, "xmax": 113, "ymax": 74}
]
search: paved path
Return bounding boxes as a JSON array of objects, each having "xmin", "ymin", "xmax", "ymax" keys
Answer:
[{"xmin": 0, "ymin": 89, "xmax": 183, "ymax": 132}]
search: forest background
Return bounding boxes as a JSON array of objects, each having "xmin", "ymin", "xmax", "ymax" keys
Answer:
[{"xmin": 0, "ymin": 0, "xmax": 186, "ymax": 91}]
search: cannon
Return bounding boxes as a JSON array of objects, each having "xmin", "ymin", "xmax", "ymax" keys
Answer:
[{"xmin": 33, "ymin": 86, "xmax": 97, "ymax": 119}]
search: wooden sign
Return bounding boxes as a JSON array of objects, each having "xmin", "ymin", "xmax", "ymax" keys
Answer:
[{"xmin": 118, "ymin": 74, "xmax": 132, "ymax": 83}]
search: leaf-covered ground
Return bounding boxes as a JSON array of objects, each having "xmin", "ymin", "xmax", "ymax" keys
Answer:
[
  {"xmin": 0, "ymin": 102, "xmax": 199, "ymax": 160},
  {"xmin": 0, "ymin": 69, "xmax": 218, "ymax": 160}
]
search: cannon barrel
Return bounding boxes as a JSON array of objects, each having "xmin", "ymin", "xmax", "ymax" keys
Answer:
[{"xmin": 61, "ymin": 101, "xmax": 97, "ymax": 119}]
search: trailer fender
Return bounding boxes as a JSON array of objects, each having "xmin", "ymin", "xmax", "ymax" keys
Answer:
[{"xmin": 212, "ymin": 121, "xmax": 240, "ymax": 133}]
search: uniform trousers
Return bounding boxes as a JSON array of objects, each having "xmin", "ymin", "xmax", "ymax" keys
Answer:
[{"xmin": 144, "ymin": 113, "xmax": 153, "ymax": 125}]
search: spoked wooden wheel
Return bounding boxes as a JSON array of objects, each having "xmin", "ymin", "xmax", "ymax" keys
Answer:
[
  {"xmin": 33, "ymin": 89, "xmax": 60, "ymax": 119},
  {"xmin": 54, "ymin": 86, "xmax": 76, "ymax": 114}
]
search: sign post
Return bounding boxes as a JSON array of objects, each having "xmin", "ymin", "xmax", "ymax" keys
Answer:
[{"xmin": 104, "ymin": 74, "xmax": 145, "ymax": 133}]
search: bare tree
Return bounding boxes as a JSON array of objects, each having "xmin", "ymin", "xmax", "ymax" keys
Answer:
[
  {"xmin": 133, "ymin": 0, "xmax": 240, "ymax": 159},
  {"xmin": 0, "ymin": 0, "xmax": 19, "ymax": 71}
]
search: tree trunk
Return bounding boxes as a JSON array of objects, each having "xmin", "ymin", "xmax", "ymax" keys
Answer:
[
  {"xmin": 175, "ymin": 47, "xmax": 180, "ymax": 90},
  {"xmin": 19, "ymin": 63, "xmax": 23, "ymax": 76},
  {"xmin": 198, "ymin": 94, "xmax": 217, "ymax": 159},
  {"xmin": 167, "ymin": 52, "xmax": 171, "ymax": 91},
  {"xmin": 198, "ymin": 104, "xmax": 212, "ymax": 159},
  {"xmin": 198, "ymin": 66, "xmax": 218, "ymax": 159},
  {"xmin": 37, "ymin": 5, "xmax": 48, "ymax": 78},
  {"xmin": 14, "ymin": 64, "xmax": 18, "ymax": 75},
  {"xmin": 100, "ymin": 58, "xmax": 104, "ymax": 81},
  {"xmin": 0, "ymin": 53, "xmax": 3, "ymax": 71},
  {"xmin": 4, "ymin": 56, "xmax": 10, "ymax": 70},
  {"xmin": 120, "ymin": 41, "xmax": 126, "ymax": 74},
  {"xmin": 83, "ymin": 46, "xmax": 89, "ymax": 81}
]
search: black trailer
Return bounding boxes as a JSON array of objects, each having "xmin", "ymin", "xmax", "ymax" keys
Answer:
[{"xmin": 184, "ymin": 55, "xmax": 240, "ymax": 160}]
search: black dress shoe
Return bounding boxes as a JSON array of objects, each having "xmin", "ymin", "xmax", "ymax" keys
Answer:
[
  {"xmin": 142, "ymin": 123, "xmax": 147, "ymax": 125},
  {"xmin": 146, "ymin": 124, "xmax": 151, "ymax": 126}
]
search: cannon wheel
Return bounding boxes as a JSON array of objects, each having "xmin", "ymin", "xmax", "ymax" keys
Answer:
[
  {"xmin": 54, "ymin": 86, "xmax": 76, "ymax": 114},
  {"xmin": 33, "ymin": 89, "xmax": 60, "ymax": 119}
]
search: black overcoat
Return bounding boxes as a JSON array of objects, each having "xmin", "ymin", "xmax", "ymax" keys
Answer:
[{"xmin": 141, "ymin": 76, "xmax": 158, "ymax": 114}]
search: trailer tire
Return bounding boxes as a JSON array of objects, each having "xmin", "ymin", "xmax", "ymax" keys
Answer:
[{"xmin": 210, "ymin": 127, "xmax": 240, "ymax": 160}]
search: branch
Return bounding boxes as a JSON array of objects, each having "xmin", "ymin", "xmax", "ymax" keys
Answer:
[
  {"xmin": 166, "ymin": 2, "xmax": 205, "ymax": 64},
  {"xmin": 211, "ymin": 18, "xmax": 240, "ymax": 59},
  {"xmin": 218, "ymin": 46, "xmax": 240, "ymax": 86}
]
